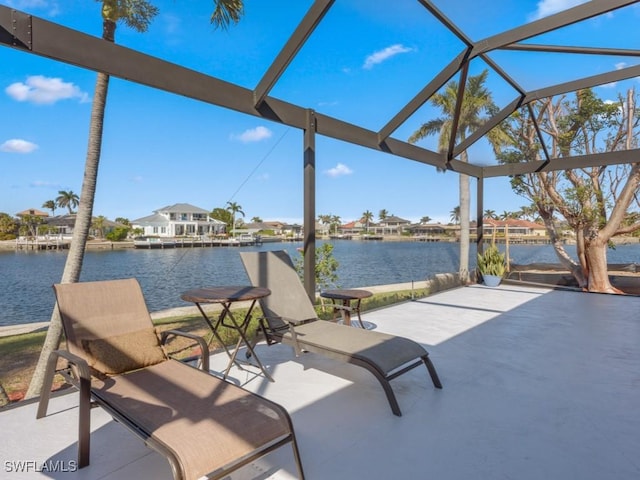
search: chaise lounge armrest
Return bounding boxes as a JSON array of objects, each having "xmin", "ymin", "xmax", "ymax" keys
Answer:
[{"xmin": 160, "ymin": 329, "xmax": 210, "ymax": 371}]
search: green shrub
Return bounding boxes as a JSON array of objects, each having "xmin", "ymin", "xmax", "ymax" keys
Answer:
[{"xmin": 477, "ymin": 244, "xmax": 506, "ymax": 277}]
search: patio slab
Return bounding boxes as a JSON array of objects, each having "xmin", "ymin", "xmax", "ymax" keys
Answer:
[{"xmin": 1, "ymin": 283, "xmax": 639, "ymax": 479}]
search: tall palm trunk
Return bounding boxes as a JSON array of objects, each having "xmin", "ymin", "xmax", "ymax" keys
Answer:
[{"xmin": 26, "ymin": 71, "xmax": 111, "ymax": 399}]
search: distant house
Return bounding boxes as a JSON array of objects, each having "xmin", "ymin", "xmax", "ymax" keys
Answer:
[
  {"xmin": 407, "ymin": 222, "xmax": 449, "ymax": 236},
  {"xmin": 243, "ymin": 221, "xmax": 287, "ymax": 234},
  {"xmin": 339, "ymin": 220, "xmax": 365, "ymax": 236},
  {"xmin": 131, "ymin": 203, "xmax": 225, "ymax": 237},
  {"xmin": 372, "ymin": 215, "xmax": 412, "ymax": 235},
  {"xmin": 44, "ymin": 214, "xmax": 125, "ymax": 237},
  {"xmin": 235, "ymin": 221, "xmax": 303, "ymax": 237},
  {"xmin": 282, "ymin": 223, "xmax": 303, "ymax": 236},
  {"xmin": 16, "ymin": 208, "xmax": 49, "ymax": 219},
  {"xmin": 482, "ymin": 219, "xmax": 547, "ymax": 237}
]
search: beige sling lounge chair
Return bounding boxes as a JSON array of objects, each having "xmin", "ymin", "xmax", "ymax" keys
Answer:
[
  {"xmin": 37, "ymin": 278, "xmax": 305, "ymax": 480},
  {"xmin": 240, "ymin": 250, "xmax": 442, "ymax": 417}
]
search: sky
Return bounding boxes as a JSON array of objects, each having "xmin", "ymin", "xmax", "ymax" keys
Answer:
[{"xmin": 1, "ymin": 0, "xmax": 639, "ymax": 225}]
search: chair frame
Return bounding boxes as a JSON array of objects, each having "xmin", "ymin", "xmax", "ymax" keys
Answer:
[
  {"xmin": 241, "ymin": 250, "xmax": 442, "ymax": 417},
  {"xmin": 36, "ymin": 279, "xmax": 305, "ymax": 480},
  {"xmin": 37, "ymin": 330, "xmax": 211, "ymax": 473},
  {"xmin": 258, "ymin": 317, "xmax": 442, "ymax": 416}
]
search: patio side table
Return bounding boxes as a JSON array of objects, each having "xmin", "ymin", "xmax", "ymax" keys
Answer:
[
  {"xmin": 180, "ymin": 285, "xmax": 273, "ymax": 382},
  {"xmin": 320, "ymin": 288, "xmax": 373, "ymax": 329}
]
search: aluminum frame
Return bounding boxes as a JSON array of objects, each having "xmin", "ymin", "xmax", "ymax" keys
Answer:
[{"xmin": 2, "ymin": 0, "xmax": 639, "ymax": 295}]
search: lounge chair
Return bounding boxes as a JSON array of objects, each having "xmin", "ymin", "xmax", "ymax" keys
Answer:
[
  {"xmin": 240, "ymin": 250, "xmax": 442, "ymax": 417},
  {"xmin": 36, "ymin": 278, "xmax": 305, "ymax": 480}
]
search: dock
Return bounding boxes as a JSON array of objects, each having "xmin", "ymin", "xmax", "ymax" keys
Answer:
[
  {"xmin": 14, "ymin": 239, "xmax": 70, "ymax": 250},
  {"xmin": 132, "ymin": 236, "xmax": 259, "ymax": 249}
]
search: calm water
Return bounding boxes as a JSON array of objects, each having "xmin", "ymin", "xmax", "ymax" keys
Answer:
[{"xmin": 1, "ymin": 240, "xmax": 639, "ymax": 327}]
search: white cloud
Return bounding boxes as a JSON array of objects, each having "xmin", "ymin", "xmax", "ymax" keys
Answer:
[
  {"xmin": 231, "ymin": 126, "xmax": 273, "ymax": 143},
  {"xmin": 363, "ymin": 44, "xmax": 413, "ymax": 70},
  {"xmin": 0, "ymin": 138, "xmax": 38, "ymax": 153},
  {"xmin": 324, "ymin": 163, "xmax": 353, "ymax": 177},
  {"xmin": 615, "ymin": 62, "xmax": 627, "ymax": 70},
  {"xmin": 5, "ymin": 75, "xmax": 89, "ymax": 105},
  {"xmin": 530, "ymin": 0, "xmax": 589, "ymax": 20}
]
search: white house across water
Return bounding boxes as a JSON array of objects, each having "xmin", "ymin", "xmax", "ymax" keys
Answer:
[{"xmin": 131, "ymin": 203, "xmax": 226, "ymax": 237}]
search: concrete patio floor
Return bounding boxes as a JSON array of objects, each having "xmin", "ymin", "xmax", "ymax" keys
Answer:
[{"xmin": 2, "ymin": 283, "xmax": 639, "ymax": 479}]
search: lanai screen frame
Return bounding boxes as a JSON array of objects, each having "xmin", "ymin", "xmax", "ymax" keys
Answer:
[{"xmin": 2, "ymin": 0, "xmax": 639, "ymax": 298}]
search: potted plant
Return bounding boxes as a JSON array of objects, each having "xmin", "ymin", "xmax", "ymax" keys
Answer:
[{"xmin": 477, "ymin": 243, "xmax": 506, "ymax": 287}]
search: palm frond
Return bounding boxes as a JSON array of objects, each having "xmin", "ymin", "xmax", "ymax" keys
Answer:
[
  {"xmin": 408, "ymin": 118, "xmax": 446, "ymax": 144},
  {"xmin": 211, "ymin": 0, "xmax": 244, "ymax": 30}
]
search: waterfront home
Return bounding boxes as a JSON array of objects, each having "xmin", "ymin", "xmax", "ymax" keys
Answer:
[
  {"xmin": 482, "ymin": 219, "xmax": 548, "ymax": 238},
  {"xmin": 44, "ymin": 214, "xmax": 125, "ymax": 238},
  {"xmin": 243, "ymin": 221, "xmax": 299, "ymax": 236},
  {"xmin": 14, "ymin": 213, "xmax": 124, "ymax": 239},
  {"xmin": 131, "ymin": 203, "xmax": 226, "ymax": 238},
  {"xmin": 16, "ymin": 208, "xmax": 49, "ymax": 219},
  {"xmin": 372, "ymin": 215, "xmax": 412, "ymax": 236},
  {"xmin": 339, "ymin": 220, "xmax": 366, "ymax": 236},
  {"xmin": 408, "ymin": 222, "xmax": 451, "ymax": 237}
]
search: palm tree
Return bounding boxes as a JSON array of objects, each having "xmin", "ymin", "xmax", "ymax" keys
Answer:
[
  {"xmin": 378, "ymin": 209, "xmax": 388, "ymax": 222},
  {"xmin": 330, "ymin": 214, "xmax": 341, "ymax": 235},
  {"xmin": 517, "ymin": 205, "xmax": 539, "ymax": 222},
  {"xmin": 420, "ymin": 215, "xmax": 432, "ymax": 224},
  {"xmin": 484, "ymin": 209, "xmax": 497, "ymax": 219},
  {"xmin": 251, "ymin": 216, "xmax": 262, "ymax": 223},
  {"xmin": 42, "ymin": 200, "xmax": 56, "ymax": 216},
  {"xmin": 27, "ymin": 0, "xmax": 245, "ymax": 399},
  {"xmin": 409, "ymin": 70, "xmax": 503, "ymax": 283},
  {"xmin": 226, "ymin": 201, "xmax": 245, "ymax": 237},
  {"xmin": 450, "ymin": 206, "xmax": 460, "ymax": 225},
  {"xmin": 317, "ymin": 214, "xmax": 332, "ymax": 236},
  {"xmin": 92, "ymin": 215, "xmax": 107, "ymax": 238},
  {"xmin": 55, "ymin": 190, "xmax": 79, "ymax": 214},
  {"xmin": 362, "ymin": 210, "xmax": 374, "ymax": 233}
]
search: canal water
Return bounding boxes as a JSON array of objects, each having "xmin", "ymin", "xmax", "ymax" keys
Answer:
[{"xmin": 1, "ymin": 240, "xmax": 639, "ymax": 326}]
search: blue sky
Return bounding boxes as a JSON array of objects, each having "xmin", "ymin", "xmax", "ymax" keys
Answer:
[{"xmin": 1, "ymin": 0, "xmax": 639, "ymax": 225}]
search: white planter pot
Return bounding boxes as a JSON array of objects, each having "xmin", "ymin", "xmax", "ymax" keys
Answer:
[{"xmin": 482, "ymin": 274, "xmax": 502, "ymax": 287}]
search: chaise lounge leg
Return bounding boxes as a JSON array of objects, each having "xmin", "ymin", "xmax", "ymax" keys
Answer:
[
  {"xmin": 36, "ymin": 350, "xmax": 92, "ymax": 468},
  {"xmin": 381, "ymin": 380, "xmax": 402, "ymax": 417},
  {"xmin": 365, "ymin": 367, "xmax": 402, "ymax": 416},
  {"xmin": 422, "ymin": 355, "xmax": 443, "ymax": 389},
  {"xmin": 36, "ymin": 352, "xmax": 59, "ymax": 420},
  {"xmin": 288, "ymin": 425, "xmax": 306, "ymax": 480},
  {"xmin": 76, "ymin": 373, "xmax": 91, "ymax": 468}
]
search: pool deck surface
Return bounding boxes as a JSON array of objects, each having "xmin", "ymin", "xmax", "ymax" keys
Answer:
[{"xmin": 1, "ymin": 283, "xmax": 639, "ymax": 479}]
